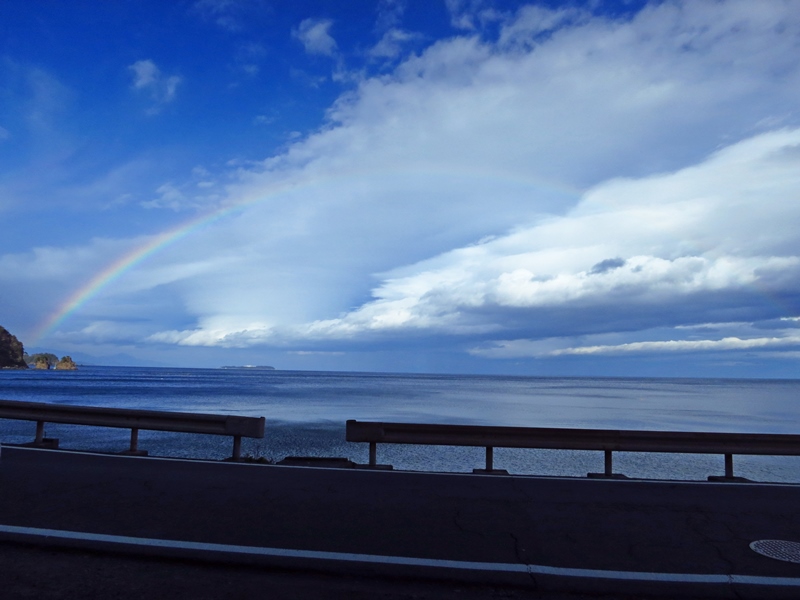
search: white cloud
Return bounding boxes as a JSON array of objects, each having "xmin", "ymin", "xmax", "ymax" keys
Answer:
[
  {"xmin": 369, "ymin": 28, "xmax": 419, "ymax": 60},
  {"xmin": 26, "ymin": 1, "xmax": 800, "ymax": 361},
  {"xmin": 128, "ymin": 60, "xmax": 182, "ymax": 113},
  {"xmin": 129, "ymin": 60, "xmax": 158, "ymax": 89},
  {"xmin": 376, "ymin": 0, "xmax": 406, "ymax": 31},
  {"xmin": 444, "ymin": 0, "xmax": 506, "ymax": 30},
  {"xmin": 140, "ymin": 166, "xmax": 225, "ymax": 210},
  {"xmin": 191, "ymin": 0, "xmax": 244, "ymax": 31},
  {"xmin": 293, "ymin": 18, "xmax": 338, "ymax": 56},
  {"xmin": 469, "ymin": 316, "xmax": 800, "ymax": 359},
  {"xmin": 141, "ymin": 178, "xmax": 223, "ymax": 211},
  {"xmin": 148, "ymin": 321, "xmax": 274, "ymax": 347},
  {"xmin": 497, "ymin": 5, "xmax": 584, "ymax": 47},
  {"xmin": 147, "ymin": 126, "xmax": 800, "ymax": 349},
  {"xmin": 0, "ymin": 60, "xmax": 72, "ymax": 156},
  {"xmin": 234, "ymin": 41, "xmax": 267, "ymax": 76},
  {"xmin": 142, "ymin": 183, "xmax": 189, "ymax": 211},
  {"xmin": 289, "ymin": 67, "xmax": 328, "ymax": 88},
  {"xmin": 471, "ymin": 332, "xmax": 800, "ymax": 359},
  {"xmin": 298, "ymin": 128, "xmax": 800, "ymax": 340},
  {"xmin": 550, "ymin": 336, "xmax": 800, "ymax": 356}
]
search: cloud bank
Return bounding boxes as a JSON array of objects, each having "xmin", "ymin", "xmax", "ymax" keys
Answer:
[{"xmin": 12, "ymin": 0, "xmax": 800, "ymax": 371}]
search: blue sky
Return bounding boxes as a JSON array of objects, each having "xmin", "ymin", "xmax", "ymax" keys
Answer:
[{"xmin": 3, "ymin": 0, "xmax": 800, "ymax": 376}]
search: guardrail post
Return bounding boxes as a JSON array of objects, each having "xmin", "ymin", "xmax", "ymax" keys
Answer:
[
  {"xmin": 232, "ymin": 435, "xmax": 242, "ymax": 460},
  {"xmin": 485, "ymin": 446, "xmax": 494, "ymax": 471},
  {"xmin": 35, "ymin": 420, "xmax": 45, "ymax": 444},
  {"xmin": 369, "ymin": 442, "xmax": 377, "ymax": 467},
  {"xmin": 129, "ymin": 428, "xmax": 139, "ymax": 453},
  {"xmin": 725, "ymin": 453, "xmax": 734, "ymax": 478},
  {"xmin": 604, "ymin": 450, "xmax": 613, "ymax": 476}
]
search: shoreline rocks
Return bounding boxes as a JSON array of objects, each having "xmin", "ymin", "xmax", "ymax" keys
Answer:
[{"xmin": 55, "ymin": 356, "xmax": 78, "ymax": 370}]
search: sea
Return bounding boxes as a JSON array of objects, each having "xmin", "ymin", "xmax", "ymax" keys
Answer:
[{"xmin": 1, "ymin": 366, "xmax": 800, "ymax": 483}]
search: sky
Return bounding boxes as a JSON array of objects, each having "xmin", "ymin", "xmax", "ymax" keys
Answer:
[{"xmin": 2, "ymin": 0, "xmax": 800, "ymax": 377}]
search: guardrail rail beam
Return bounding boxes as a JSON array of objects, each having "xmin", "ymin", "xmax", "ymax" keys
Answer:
[
  {"xmin": 0, "ymin": 399, "xmax": 265, "ymax": 460},
  {"xmin": 346, "ymin": 420, "xmax": 800, "ymax": 480}
]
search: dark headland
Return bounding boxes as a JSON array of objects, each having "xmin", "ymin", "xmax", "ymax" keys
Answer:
[{"xmin": 0, "ymin": 325, "xmax": 27, "ymax": 369}]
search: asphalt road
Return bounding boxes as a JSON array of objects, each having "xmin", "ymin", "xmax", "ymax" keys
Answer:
[{"xmin": 2, "ymin": 445, "xmax": 800, "ymax": 599}]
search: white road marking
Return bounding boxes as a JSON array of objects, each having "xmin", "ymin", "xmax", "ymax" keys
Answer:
[{"xmin": 1, "ymin": 523, "xmax": 799, "ymax": 587}]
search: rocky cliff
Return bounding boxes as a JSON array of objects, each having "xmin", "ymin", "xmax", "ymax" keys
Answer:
[{"xmin": 0, "ymin": 326, "xmax": 28, "ymax": 369}]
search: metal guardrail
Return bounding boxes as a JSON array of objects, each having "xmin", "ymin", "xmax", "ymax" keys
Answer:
[
  {"xmin": 346, "ymin": 420, "xmax": 800, "ymax": 479},
  {"xmin": 0, "ymin": 399, "xmax": 265, "ymax": 460}
]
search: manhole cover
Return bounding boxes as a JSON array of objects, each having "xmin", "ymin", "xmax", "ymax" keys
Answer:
[{"xmin": 750, "ymin": 540, "xmax": 800, "ymax": 564}]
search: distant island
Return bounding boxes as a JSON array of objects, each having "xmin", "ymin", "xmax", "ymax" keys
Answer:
[
  {"xmin": 219, "ymin": 365, "xmax": 276, "ymax": 370},
  {"xmin": 25, "ymin": 353, "xmax": 79, "ymax": 370}
]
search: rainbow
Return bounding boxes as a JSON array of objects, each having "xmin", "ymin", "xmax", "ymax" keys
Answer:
[
  {"xmin": 33, "ymin": 212, "xmax": 214, "ymax": 344},
  {"xmin": 30, "ymin": 181, "xmax": 288, "ymax": 344},
  {"xmin": 32, "ymin": 168, "xmax": 581, "ymax": 344}
]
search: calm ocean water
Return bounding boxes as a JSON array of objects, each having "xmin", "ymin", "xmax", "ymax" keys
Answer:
[{"xmin": 1, "ymin": 366, "xmax": 799, "ymax": 482}]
